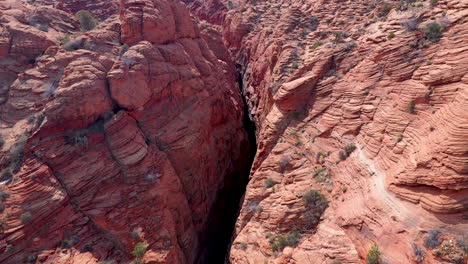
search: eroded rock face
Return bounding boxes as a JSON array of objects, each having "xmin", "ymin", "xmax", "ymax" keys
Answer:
[
  {"xmin": 0, "ymin": 0, "xmax": 249, "ymax": 263},
  {"xmin": 188, "ymin": 0, "xmax": 468, "ymax": 263}
]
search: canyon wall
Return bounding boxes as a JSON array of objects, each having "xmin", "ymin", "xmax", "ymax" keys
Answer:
[
  {"xmin": 187, "ymin": 0, "xmax": 468, "ymax": 263},
  {"xmin": 0, "ymin": 0, "xmax": 250, "ymax": 263}
]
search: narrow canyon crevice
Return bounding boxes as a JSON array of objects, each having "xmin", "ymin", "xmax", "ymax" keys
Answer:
[{"xmin": 196, "ymin": 66, "xmax": 257, "ymax": 264}]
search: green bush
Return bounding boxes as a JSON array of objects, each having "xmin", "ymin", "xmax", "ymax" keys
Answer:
[
  {"xmin": 303, "ymin": 190, "xmax": 328, "ymax": 226},
  {"xmin": 408, "ymin": 100, "xmax": 416, "ymax": 113},
  {"xmin": 366, "ymin": 245, "xmax": 381, "ymax": 264},
  {"xmin": 270, "ymin": 229, "xmax": 301, "ymax": 251},
  {"xmin": 339, "ymin": 151, "xmax": 347, "ymax": 161},
  {"xmin": 378, "ymin": 4, "xmax": 392, "ymax": 17},
  {"xmin": 264, "ymin": 178, "xmax": 277, "ymax": 189},
  {"xmin": 75, "ymin": 10, "xmax": 97, "ymax": 31},
  {"xmin": 132, "ymin": 242, "xmax": 148, "ymax": 259},
  {"xmin": 430, "ymin": 0, "xmax": 438, "ymax": 7},
  {"xmin": 344, "ymin": 144, "xmax": 356, "ymax": 156},
  {"xmin": 424, "ymin": 22, "xmax": 443, "ymax": 42},
  {"xmin": 20, "ymin": 212, "xmax": 33, "ymax": 223}
]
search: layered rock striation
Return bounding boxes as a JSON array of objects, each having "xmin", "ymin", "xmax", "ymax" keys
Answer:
[
  {"xmin": 0, "ymin": 0, "xmax": 249, "ymax": 263},
  {"xmin": 189, "ymin": 0, "xmax": 468, "ymax": 263}
]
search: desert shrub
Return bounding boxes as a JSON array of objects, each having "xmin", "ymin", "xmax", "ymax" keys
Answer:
[
  {"xmin": 311, "ymin": 41, "xmax": 323, "ymax": 50},
  {"xmin": 279, "ymin": 156, "xmax": 290, "ymax": 172},
  {"xmin": 226, "ymin": 1, "xmax": 234, "ymax": 10},
  {"xmin": 38, "ymin": 24, "xmax": 48, "ymax": 32},
  {"xmin": 83, "ymin": 243, "xmax": 93, "ymax": 252},
  {"xmin": 130, "ymin": 229, "xmax": 141, "ymax": 239},
  {"xmin": 430, "ymin": 0, "xmax": 438, "ymax": 7},
  {"xmin": 75, "ymin": 10, "xmax": 97, "ymax": 31},
  {"xmin": 424, "ymin": 230, "xmax": 441, "ymax": 248},
  {"xmin": 332, "ymin": 261, "xmax": 343, "ymax": 264},
  {"xmin": 366, "ymin": 245, "xmax": 381, "ymax": 264},
  {"xmin": 0, "ymin": 137, "xmax": 4, "ymax": 148},
  {"xmin": 57, "ymin": 34, "xmax": 70, "ymax": 45},
  {"xmin": 303, "ymin": 190, "xmax": 328, "ymax": 226},
  {"xmin": 270, "ymin": 228, "xmax": 301, "ymax": 251},
  {"xmin": 313, "ymin": 167, "xmax": 325, "ymax": 177},
  {"xmin": 270, "ymin": 82, "xmax": 280, "ymax": 95},
  {"xmin": 344, "ymin": 144, "xmax": 356, "ymax": 156},
  {"xmin": 63, "ymin": 38, "xmax": 84, "ymax": 51},
  {"xmin": 339, "ymin": 151, "xmax": 347, "ymax": 161},
  {"xmin": 397, "ymin": 135, "xmax": 403, "ymax": 142},
  {"xmin": 132, "ymin": 242, "xmax": 148, "ymax": 259},
  {"xmin": 424, "ymin": 22, "xmax": 443, "ymax": 42},
  {"xmin": 402, "ymin": 18, "xmax": 420, "ymax": 31},
  {"xmin": 408, "ymin": 100, "xmax": 416, "ymax": 113},
  {"xmin": 120, "ymin": 44, "xmax": 129, "ymax": 56},
  {"xmin": 378, "ymin": 4, "xmax": 392, "ymax": 17},
  {"xmin": 65, "ymin": 132, "xmax": 88, "ymax": 146},
  {"xmin": 0, "ymin": 189, "xmax": 10, "ymax": 200},
  {"xmin": 264, "ymin": 178, "xmax": 277, "ymax": 189},
  {"xmin": 333, "ymin": 31, "xmax": 346, "ymax": 43},
  {"xmin": 387, "ymin": 32, "xmax": 395, "ymax": 39},
  {"xmin": 308, "ymin": 16, "xmax": 319, "ymax": 31},
  {"xmin": 20, "ymin": 212, "xmax": 33, "ymax": 223},
  {"xmin": 239, "ymin": 242, "xmax": 248, "ymax": 250},
  {"xmin": 10, "ymin": 135, "xmax": 28, "ymax": 173},
  {"xmin": 413, "ymin": 244, "xmax": 425, "ymax": 263}
]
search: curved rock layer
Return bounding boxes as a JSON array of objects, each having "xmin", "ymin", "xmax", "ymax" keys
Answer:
[
  {"xmin": 0, "ymin": 0, "xmax": 249, "ymax": 263},
  {"xmin": 189, "ymin": 0, "xmax": 468, "ymax": 263}
]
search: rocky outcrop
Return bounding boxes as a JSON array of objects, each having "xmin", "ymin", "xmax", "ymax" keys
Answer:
[
  {"xmin": 189, "ymin": 0, "xmax": 468, "ymax": 263},
  {"xmin": 0, "ymin": 0, "xmax": 249, "ymax": 264},
  {"xmin": 33, "ymin": 0, "xmax": 119, "ymax": 20}
]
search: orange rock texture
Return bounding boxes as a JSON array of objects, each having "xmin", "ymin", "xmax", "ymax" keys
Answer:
[
  {"xmin": 186, "ymin": 0, "xmax": 468, "ymax": 263},
  {"xmin": 0, "ymin": 0, "xmax": 249, "ymax": 263}
]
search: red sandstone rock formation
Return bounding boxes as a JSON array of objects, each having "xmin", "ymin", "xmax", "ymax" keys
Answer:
[
  {"xmin": 0, "ymin": 0, "xmax": 249, "ymax": 263},
  {"xmin": 188, "ymin": 0, "xmax": 468, "ymax": 263}
]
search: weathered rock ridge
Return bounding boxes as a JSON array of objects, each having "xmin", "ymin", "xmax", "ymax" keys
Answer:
[{"xmin": 0, "ymin": 0, "xmax": 249, "ymax": 263}]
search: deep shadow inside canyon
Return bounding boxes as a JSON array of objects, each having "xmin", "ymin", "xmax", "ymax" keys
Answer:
[{"xmin": 195, "ymin": 67, "xmax": 257, "ymax": 264}]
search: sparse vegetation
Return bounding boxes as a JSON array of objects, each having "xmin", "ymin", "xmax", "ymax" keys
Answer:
[
  {"xmin": 131, "ymin": 242, "xmax": 148, "ymax": 260},
  {"xmin": 408, "ymin": 100, "xmax": 416, "ymax": 113},
  {"xmin": 424, "ymin": 230, "xmax": 442, "ymax": 248},
  {"xmin": 397, "ymin": 135, "xmax": 403, "ymax": 142},
  {"xmin": 430, "ymin": 0, "xmax": 438, "ymax": 8},
  {"xmin": 279, "ymin": 156, "xmax": 290, "ymax": 173},
  {"xmin": 75, "ymin": 10, "xmax": 97, "ymax": 31},
  {"xmin": 344, "ymin": 144, "xmax": 356, "ymax": 156},
  {"xmin": 378, "ymin": 4, "xmax": 392, "ymax": 17},
  {"xmin": 366, "ymin": 244, "xmax": 381, "ymax": 264},
  {"xmin": 269, "ymin": 228, "xmax": 301, "ymax": 251},
  {"xmin": 332, "ymin": 31, "xmax": 346, "ymax": 43},
  {"xmin": 20, "ymin": 211, "xmax": 32, "ymax": 223},
  {"xmin": 413, "ymin": 244, "xmax": 425, "ymax": 263},
  {"xmin": 424, "ymin": 22, "xmax": 443, "ymax": 42},
  {"xmin": 239, "ymin": 242, "xmax": 248, "ymax": 250},
  {"xmin": 402, "ymin": 18, "xmax": 420, "ymax": 31},
  {"xmin": 226, "ymin": 1, "xmax": 234, "ymax": 10},
  {"xmin": 339, "ymin": 151, "xmax": 347, "ymax": 161},
  {"xmin": 264, "ymin": 178, "xmax": 278, "ymax": 189},
  {"xmin": 303, "ymin": 190, "xmax": 328, "ymax": 227},
  {"xmin": 387, "ymin": 32, "xmax": 395, "ymax": 39},
  {"xmin": 120, "ymin": 44, "xmax": 129, "ymax": 56},
  {"xmin": 130, "ymin": 229, "xmax": 141, "ymax": 240}
]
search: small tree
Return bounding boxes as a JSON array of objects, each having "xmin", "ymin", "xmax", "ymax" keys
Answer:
[
  {"xmin": 75, "ymin": 10, "xmax": 97, "ymax": 31},
  {"xmin": 366, "ymin": 245, "xmax": 381, "ymax": 264},
  {"xmin": 132, "ymin": 242, "xmax": 148, "ymax": 260},
  {"xmin": 424, "ymin": 22, "xmax": 443, "ymax": 42}
]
